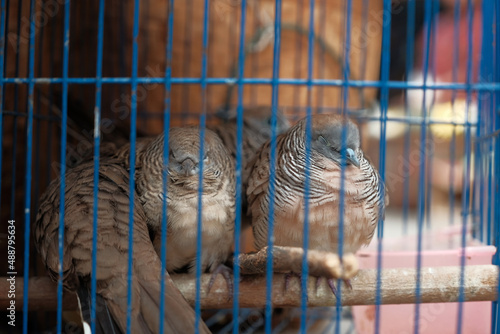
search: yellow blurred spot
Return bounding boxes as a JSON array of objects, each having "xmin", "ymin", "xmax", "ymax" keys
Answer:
[{"xmin": 430, "ymin": 100, "xmax": 475, "ymax": 139}]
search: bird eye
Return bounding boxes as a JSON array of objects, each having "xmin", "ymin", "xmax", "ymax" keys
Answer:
[
  {"xmin": 267, "ymin": 118, "xmax": 272, "ymax": 126},
  {"xmin": 318, "ymin": 135, "xmax": 329, "ymax": 146}
]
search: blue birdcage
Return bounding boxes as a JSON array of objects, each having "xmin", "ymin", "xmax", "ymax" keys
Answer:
[{"xmin": 1, "ymin": 0, "xmax": 499, "ymax": 333}]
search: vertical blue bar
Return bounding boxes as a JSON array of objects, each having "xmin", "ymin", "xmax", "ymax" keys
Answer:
[
  {"xmin": 448, "ymin": 0, "xmax": 462, "ymax": 227},
  {"xmin": 457, "ymin": 1, "xmax": 475, "ymax": 333},
  {"xmin": 265, "ymin": 1, "xmax": 282, "ymax": 333},
  {"xmin": 249, "ymin": 0, "xmax": 260, "ymax": 106},
  {"xmin": 414, "ymin": 0, "xmax": 432, "ymax": 333},
  {"xmin": 46, "ymin": 9, "xmax": 56, "ymax": 188},
  {"xmin": 494, "ymin": 0, "xmax": 500, "ymax": 330},
  {"xmin": 292, "ymin": 0, "xmax": 304, "ymax": 108},
  {"xmin": 300, "ymin": 0, "xmax": 315, "ymax": 332},
  {"xmin": 402, "ymin": 0, "xmax": 416, "ymax": 234},
  {"xmin": 180, "ymin": 0, "xmax": 193, "ymax": 120},
  {"xmin": 22, "ymin": 0, "xmax": 36, "ymax": 332},
  {"xmin": 488, "ymin": 0, "xmax": 499, "ymax": 244},
  {"xmin": 56, "ymin": 0, "xmax": 71, "ymax": 332},
  {"xmin": 126, "ymin": 0, "xmax": 141, "ymax": 333},
  {"xmin": 475, "ymin": 0, "xmax": 494, "ymax": 245},
  {"xmin": 91, "ymin": 0, "xmax": 106, "ymax": 332},
  {"xmin": 316, "ymin": 0, "xmax": 327, "ymax": 108},
  {"xmin": 233, "ymin": 1, "xmax": 247, "ymax": 332},
  {"xmin": 374, "ymin": 0, "xmax": 390, "ymax": 333},
  {"xmin": 424, "ymin": 0, "xmax": 440, "ymax": 230},
  {"xmin": 159, "ymin": 0, "xmax": 174, "ymax": 333},
  {"xmin": 0, "ymin": 0, "xmax": 6, "ymax": 222},
  {"xmin": 33, "ymin": 0, "xmax": 47, "ymax": 237},
  {"xmin": 336, "ymin": 0, "xmax": 354, "ymax": 331},
  {"xmin": 486, "ymin": 138, "xmax": 493, "ymax": 245},
  {"xmin": 473, "ymin": 91, "xmax": 483, "ymax": 242},
  {"xmin": 10, "ymin": 0, "xmax": 22, "ymax": 220},
  {"xmin": 357, "ymin": 0, "xmax": 369, "ymax": 108},
  {"xmin": 195, "ymin": 1, "xmax": 210, "ymax": 332}
]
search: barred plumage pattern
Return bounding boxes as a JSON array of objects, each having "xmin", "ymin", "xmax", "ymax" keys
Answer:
[
  {"xmin": 116, "ymin": 128, "xmax": 236, "ymax": 274},
  {"xmin": 34, "ymin": 158, "xmax": 210, "ymax": 333},
  {"xmin": 246, "ymin": 114, "xmax": 388, "ymax": 254}
]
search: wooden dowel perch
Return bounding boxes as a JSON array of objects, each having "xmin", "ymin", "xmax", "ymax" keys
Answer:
[
  {"xmin": 176, "ymin": 265, "xmax": 498, "ymax": 308},
  {"xmin": 2, "ymin": 265, "xmax": 497, "ymax": 311}
]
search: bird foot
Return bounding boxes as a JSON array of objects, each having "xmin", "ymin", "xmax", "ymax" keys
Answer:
[
  {"xmin": 314, "ymin": 277, "xmax": 352, "ymax": 298},
  {"xmin": 314, "ymin": 277, "xmax": 336, "ymax": 296},
  {"xmin": 327, "ymin": 278, "xmax": 338, "ymax": 297},
  {"xmin": 207, "ymin": 264, "xmax": 233, "ymax": 301},
  {"xmin": 343, "ymin": 279, "xmax": 352, "ymax": 290}
]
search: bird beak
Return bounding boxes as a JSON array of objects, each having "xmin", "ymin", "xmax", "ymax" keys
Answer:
[
  {"xmin": 180, "ymin": 158, "xmax": 197, "ymax": 176},
  {"xmin": 346, "ymin": 148, "xmax": 360, "ymax": 168}
]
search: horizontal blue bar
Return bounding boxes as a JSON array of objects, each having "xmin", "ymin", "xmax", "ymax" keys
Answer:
[
  {"xmin": 2, "ymin": 77, "xmax": 500, "ymax": 91},
  {"xmin": 0, "ymin": 108, "xmax": 479, "ymax": 128}
]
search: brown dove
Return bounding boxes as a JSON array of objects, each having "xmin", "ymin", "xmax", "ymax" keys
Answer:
[
  {"xmin": 115, "ymin": 128, "xmax": 236, "ymax": 291},
  {"xmin": 34, "ymin": 158, "xmax": 211, "ymax": 333},
  {"xmin": 246, "ymin": 114, "xmax": 388, "ymax": 288}
]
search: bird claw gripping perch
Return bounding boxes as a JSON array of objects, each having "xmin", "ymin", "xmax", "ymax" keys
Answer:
[{"xmin": 207, "ymin": 264, "xmax": 234, "ymax": 301}]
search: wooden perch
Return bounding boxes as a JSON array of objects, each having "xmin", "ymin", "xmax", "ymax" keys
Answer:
[
  {"xmin": 0, "ymin": 276, "xmax": 79, "ymax": 311},
  {"xmin": 2, "ymin": 265, "xmax": 497, "ymax": 311},
  {"xmin": 232, "ymin": 246, "xmax": 359, "ymax": 279},
  {"xmin": 175, "ymin": 265, "xmax": 498, "ymax": 308}
]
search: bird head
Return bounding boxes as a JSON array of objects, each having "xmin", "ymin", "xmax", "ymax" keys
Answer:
[
  {"xmin": 166, "ymin": 127, "xmax": 226, "ymax": 180},
  {"xmin": 308, "ymin": 114, "xmax": 361, "ymax": 168}
]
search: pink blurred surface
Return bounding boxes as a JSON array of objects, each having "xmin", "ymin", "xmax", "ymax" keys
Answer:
[{"xmin": 352, "ymin": 226, "xmax": 495, "ymax": 334}]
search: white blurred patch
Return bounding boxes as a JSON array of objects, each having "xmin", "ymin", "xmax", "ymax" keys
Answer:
[
  {"xmin": 83, "ymin": 321, "xmax": 92, "ymax": 334},
  {"xmin": 407, "ymin": 71, "xmax": 441, "ymax": 112}
]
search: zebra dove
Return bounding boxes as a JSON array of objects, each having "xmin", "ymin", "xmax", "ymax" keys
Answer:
[
  {"xmin": 246, "ymin": 114, "xmax": 388, "ymax": 290},
  {"xmin": 115, "ymin": 128, "xmax": 236, "ymax": 293}
]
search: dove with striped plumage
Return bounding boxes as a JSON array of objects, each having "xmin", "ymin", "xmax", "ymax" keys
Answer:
[
  {"xmin": 246, "ymin": 113, "xmax": 388, "ymax": 256},
  {"xmin": 115, "ymin": 128, "xmax": 236, "ymax": 275},
  {"xmin": 142, "ymin": 128, "xmax": 236, "ymax": 274}
]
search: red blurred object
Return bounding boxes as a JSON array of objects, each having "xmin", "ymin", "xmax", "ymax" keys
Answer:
[{"xmin": 415, "ymin": 7, "xmax": 482, "ymax": 103}]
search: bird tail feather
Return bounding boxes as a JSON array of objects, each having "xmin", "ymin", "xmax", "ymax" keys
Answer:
[
  {"xmin": 76, "ymin": 285, "xmax": 121, "ymax": 334},
  {"xmin": 135, "ymin": 273, "xmax": 212, "ymax": 334},
  {"xmin": 97, "ymin": 273, "xmax": 212, "ymax": 334}
]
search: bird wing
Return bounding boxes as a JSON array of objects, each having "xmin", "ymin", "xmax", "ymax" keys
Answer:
[{"xmin": 34, "ymin": 158, "xmax": 211, "ymax": 334}]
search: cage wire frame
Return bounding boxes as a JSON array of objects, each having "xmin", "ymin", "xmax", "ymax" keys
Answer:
[{"xmin": 0, "ymin": 0, "xmax": 499, "ymax": 333}]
